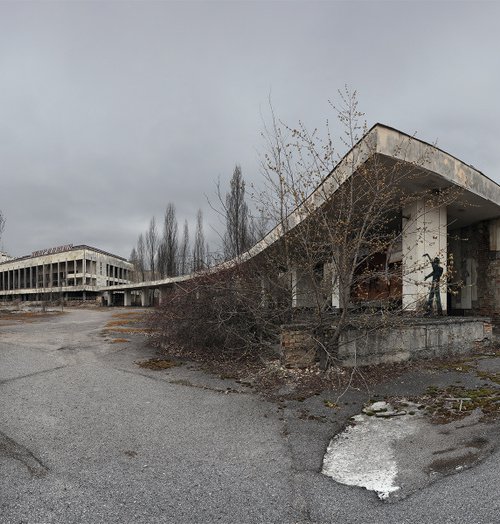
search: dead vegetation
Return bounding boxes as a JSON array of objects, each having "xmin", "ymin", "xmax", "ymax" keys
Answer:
[
  {"xmin": 416, "ymin": 384, "xmax": 500, "ymax": 424},
  {"xmin": 105, "ymin": 326, "xmax": 153, "ymax": 334},
  {"xmin": 150, "ymin": 323, "xmax": 500, "ymax": 423},
  {"xmin": 0, "ymin": 309, "xmax": 63, "ymax": 324},
  {"xmin": 107, "ymin": 313, "xmax": 146, "ymax": 324},
  {"xmin": 102, "ymin": 311, "xmax": 151, "ymax": 336}
]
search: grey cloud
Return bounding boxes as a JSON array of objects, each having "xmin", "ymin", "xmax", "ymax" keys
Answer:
[{"xmin": 1, "ymin": 0, "xmax": 499, "ymax": 258}]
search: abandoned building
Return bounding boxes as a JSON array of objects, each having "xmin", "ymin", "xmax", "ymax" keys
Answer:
[
  {"xmin": 0, "ymin": 244, "xmax": 133, "ymax": 303},
  {"xmin": 2, "ymin": 124, "xmax": 499, "ymax": 364},
  {"xmin": 103, "ymin": 124, "xmax": 500, "ymax": 364}
]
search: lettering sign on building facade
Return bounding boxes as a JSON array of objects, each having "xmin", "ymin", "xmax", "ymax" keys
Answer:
[{"xmin": 32, "ymin": 244, "xmax": 74, "ymax": 257}]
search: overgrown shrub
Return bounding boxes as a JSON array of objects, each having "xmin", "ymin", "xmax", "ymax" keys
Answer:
[{"xmin": 151, "ymin": 264, "xmax": 291, "ymax": 357}]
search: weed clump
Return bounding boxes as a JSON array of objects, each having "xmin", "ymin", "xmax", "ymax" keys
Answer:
[{"xmin": 421, "ymin": 384, "xmax": 500, "ymax": 423}]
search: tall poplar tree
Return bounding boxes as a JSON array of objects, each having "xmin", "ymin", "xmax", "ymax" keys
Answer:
[{"xmin": 224, "ymin": 165, "xmax": 251, "ymax": 260}]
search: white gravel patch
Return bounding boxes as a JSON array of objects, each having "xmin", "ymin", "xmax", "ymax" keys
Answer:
[{"xmin": 322, "ymin": 403, "xmax": 424, "ymax": 499}]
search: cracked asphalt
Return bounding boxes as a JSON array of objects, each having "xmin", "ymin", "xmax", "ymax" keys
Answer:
[{"xmin": 1, "ymin": 308, "xmax": 499, "ymax": 523}]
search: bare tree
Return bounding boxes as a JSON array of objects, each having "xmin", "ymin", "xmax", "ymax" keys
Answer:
[
  {"xmin": 179, "ymin": 220, "xmax": 190, "ymax": 275},
  {"xmin": 163, "ymin": 203, "xmax": 178, "ymax": 277},
  {"xmin": 0, "ymin": 210, "xmax": 4, "ymax": 243},
  {"xmin": 223, "ymin": 165, "xmax": 252, "ymax": 260},
  {"xmin": 249, "ymin": 209, "xmax": 269, "ymax": 244},
  {"xmin": 145, "ymin": 217, "xmax": 158, "ymax": 280},
  {"xmin": 153, "ymin": 89, "xmax": 460, "ymax": 368},
  {"xmin": 129, "ymin": 247, "xmax": 140, "ymax": 282},
  {"xmin": 255, "ymin": 88, "xmax": 460, "ymax": 366},
  {"xmin": 157, "ymin": 205, "xmax": 178, "ymax": 278},
  {"xmin": 192, "ymin": 209, "xmax": 206, "ymax": 272},
  {"xmin": 136, "ymin": 234, "xmax": 146, "ymax": 282}
]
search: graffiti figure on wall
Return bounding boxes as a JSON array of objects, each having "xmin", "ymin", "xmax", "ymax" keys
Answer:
[{"xmin": 424, "ymin": 254, "xmax": 444, "ymax": 315}]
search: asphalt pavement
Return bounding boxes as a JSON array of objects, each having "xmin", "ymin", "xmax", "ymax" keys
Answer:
[{"xmin": 1, "ymin": 308, "xmax": 499, "ymax": 524}]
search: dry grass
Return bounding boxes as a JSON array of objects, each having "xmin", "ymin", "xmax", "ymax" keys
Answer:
[
  {"xmin": 102, "ymin": 311, "xmax": 150, "ymax": 335},
  {"xmin": 106, "ymin": 319, "xmax": 136, "ymax": 327},
  {"xmin": 111, "ymin": 338, "xmax": 129, "ymax": 344},
  {"xmin": 0, "ymin": 310, "xmax": 63, "ymax": 323},
  {"xmin": 110, "ymin": 312, "xmax": 147, "ymax": 320}
]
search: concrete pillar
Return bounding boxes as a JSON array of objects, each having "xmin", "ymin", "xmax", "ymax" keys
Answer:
[
  {"xmin": 141, "ymin": 289, "xmax": 150, "ymax": 307},
  {"xmin": 107, "ymin": 291, "xmax": 113, "ymax": 307},
  {"xmin": 291, "ymin": 267, "xmax": 316, "ymax": 308},
  {"xmin": 402, "ymin": 199, "xmax": 447, "ymax": 312},
  {"xmin": 327, "ymin": 254, "xmax": 342, "ymax": 309},
  {"xmin": 159, "ymin": 286, "xmax": 173, "ymax": 306},
  {"xmin": 123, "ymin": 290, "xmax": 132, "ymax": 307}
]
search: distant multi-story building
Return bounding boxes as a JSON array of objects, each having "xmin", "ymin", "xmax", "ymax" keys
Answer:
[
  {"xmin": 0, "ymin": 244, "xmax": 133, "ymax": 302},
  {"xmin": 0, "ymin": 251, "xmax": 11, "ymax": 263}
]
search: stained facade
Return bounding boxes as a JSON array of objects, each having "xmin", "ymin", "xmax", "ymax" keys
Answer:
[{"xmin": 0, "ymin": 245, "xmax": 133, "ymax": 302}]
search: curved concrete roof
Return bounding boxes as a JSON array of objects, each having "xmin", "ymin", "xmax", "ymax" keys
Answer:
[{"xmin": 104, "ymin": 124, "xmax": 500, "ymax": 292}]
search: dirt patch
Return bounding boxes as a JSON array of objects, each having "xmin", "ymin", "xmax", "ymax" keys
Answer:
[
  {"xmin": 111, "ymin": 338, "xmax": 129, "ymax": 344},
  {"xmin": 136, "ymin": 358, "xmax": 179, "ymax": 370},
  {"xmin": 426, "ymin": 451, "xmax": 480, "ymax": 475},
  {"xmin": 467, "ymin": 436, "xmax": 489, "ymax": 449}
]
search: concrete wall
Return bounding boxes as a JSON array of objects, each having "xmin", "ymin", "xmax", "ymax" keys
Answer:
[
  {"xmin": 280, "ymin": 317, "xmax": 491, "ymax": 368},
  {"xmin": 449, "ymin": 219, "xmax": 500, "ymax": 323},
  {"xmin": 337, "ymin": 318, "xmax": 491, "ymax": 367}
]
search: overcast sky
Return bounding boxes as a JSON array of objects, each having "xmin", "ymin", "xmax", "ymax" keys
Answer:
[{"xmin": 1, "ymin": 0, "xmax": 499, "ymax": 259}]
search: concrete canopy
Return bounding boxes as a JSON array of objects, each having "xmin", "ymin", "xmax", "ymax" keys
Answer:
[
  {"xmin": 104, "ymin": 123, "xmax": 500, "ymax": 293},
  {"xmin": 374, "ymin": 125, "xmax": 500, "ymax": 229}
]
